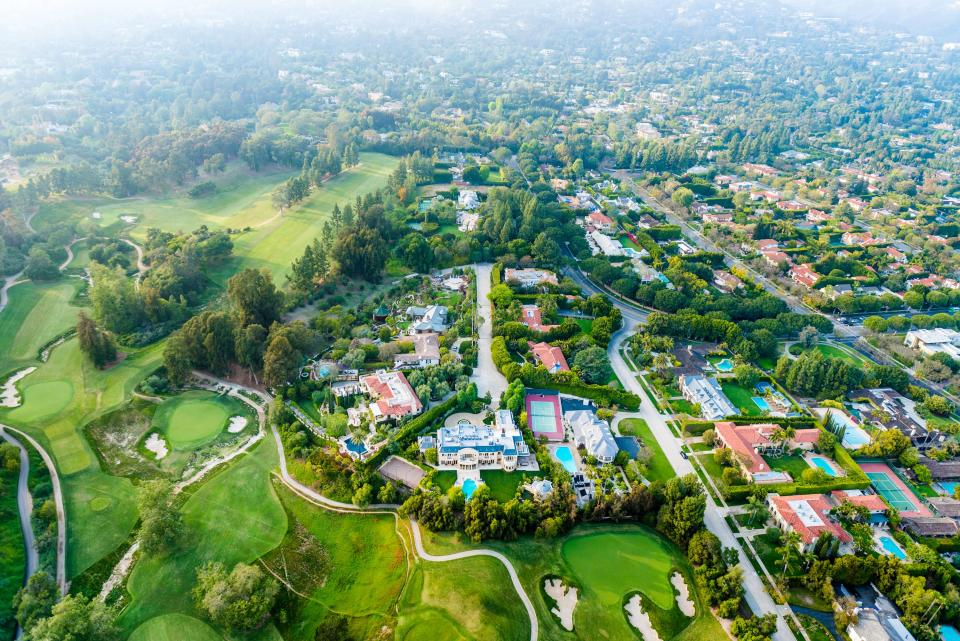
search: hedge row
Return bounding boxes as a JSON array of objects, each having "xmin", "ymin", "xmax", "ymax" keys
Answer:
[
  {"xmin": 682, "ymin": 416, "xmax": 819, "ymax": 434},
  {"xmin": 724, "ymin": 477, "xmax": 871, "ymax": 500}
]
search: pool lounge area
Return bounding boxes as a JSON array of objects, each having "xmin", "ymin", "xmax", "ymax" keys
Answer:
[
  {"xmin": 752, "ymin": 396, "xmax": 771, "ymax": 412},
  {"xmin": 875, "ymin": 533, "xmax": 907, "ymax": 560},
  {"xmin": 714, "ymin": 358, "xmax": 734, "ymax": 372},
  {"xmin": 937, "ymin": 482, "xmax": 960, "ymax": 497}
]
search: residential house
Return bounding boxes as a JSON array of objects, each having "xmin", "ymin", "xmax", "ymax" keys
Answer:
[
  {"xmin": 529, "ymin": 341, "xmax": 569, "ymax": 373},
  {"xmin": 902, "ymin": 516, "xmax": 959, "ymax": 538},
  {"xmin": 565, "ymin": 409, "xmax": 619, "ymax": 464},
  {"xmin": 394, "ymin": 333, "xmax": 442, "ymax": 369},
  {"xmin": 842, "ymin": 231, "xmax": 880, "ymax": 246},
  {"xmin": 761, "ymin": 250, "xmax": 791, "ymax": 268},
  {"xmin": 904, "ymin": 328, "xmax": 960, "ymax": 359},
  {"xmin": 850, "ymin": 388, "xmax": 948, "ymax": 450},
  {"xmin": 589, "ymin": 230, "xmax": 625, "ymax": 257},
  {"xmin": 776, "ymin": 200, "xmax": 805, "ymax": 211},
  {"xmin": 586, "ymin": 211, "xmax": 615, "ymax": 233},
  {"xmin": 679, "ymin": 376, "xmax": 738, "ymax": 420},
  {"xmin": 504, "ymin": 267, "xmax": 559, "ymax": 288},
  {"xmin": 458, "ymin": 190, "xmax": 480, "ymax": 210},
  {"xmin": 767, "ymin": 493, "xmax": 853, "ymax": 552},
  {"xmin": 715, "ymin": 421, "xmax": 820, "ymax": 481},
  {"xmin": 406, "ymin": 305, "xmax": 449, "ymax": 334},
  {"xmin": 790, "ymin": 263, "xmax": 820, "ymax": 288},
  {"xmin": 360, "ymin": 370, "xmax": 423, "ymax": 423},
  {"xmin": 713, "ymin": 270, "xmax": 744, "ymax": 293},
  {"xmin": 703, "ymin": 211, "xmax": 734, "ymax": 224},
  {"xmin": 436, "ymin": 410, "xmax": 529, "ymax": 472},
  {"xmin": 520, "ymin": 304, "xmax": 558, "ymax": 332},
  {"xmin": 756, "ymin": 239, "xmax": 780, "ymax": 252},
  {"xmin": 807, "ymin": 209, "xmax": 831, "ymax": 224}
]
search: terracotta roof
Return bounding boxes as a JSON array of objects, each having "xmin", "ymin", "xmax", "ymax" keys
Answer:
[
  {"xmin": 830, "ymin": 491, "xmax": 887, "ymax": 512},
  {"xmin": 520, "ymin": 304, "xmax": 558, "ymax": 333},
  {"xmin": 529, "ymin": 341, "xmax": 569, "ymax": 372},
  {"xmin": 769, "ymin": 493, "xmax": 852, "ymax": 545},
  {"xmin": 360, "ymin": 370, "xmax": 422, "ymax": 418},
  {"xmin": 714, "ymin": 421, "xmax": 819, "ymax": 475}
]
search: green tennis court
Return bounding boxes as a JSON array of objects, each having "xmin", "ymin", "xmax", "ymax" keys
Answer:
[
  {"xmin": 867, "ymin": 471, "xmax": 916, "ymax": 512},
  {"xmin": 525, "ymin": 394, "xmax": 564, "ymax": 440}
]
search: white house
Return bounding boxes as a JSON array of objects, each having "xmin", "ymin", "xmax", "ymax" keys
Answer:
[
  {"xmin": 394, "ymin": 333, "xmax": 441, "ymax": 369},
  {"xmin": 458, "ymin": 190, "xmax": 480, "ymax": 210},
  {"xmin": 904, "ymin": 328, "xmax": 960, "ymax": 359},
  {"xmin": 564, "ymin": 410, "xmax": 618, "ymax": 464},
  {"xmin": 436, "ymin": 410, "xmax": 529, "ymax": 472}
]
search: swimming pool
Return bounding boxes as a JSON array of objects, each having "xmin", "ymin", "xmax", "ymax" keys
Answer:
[
  {"xmin": 938, "ymin": 482, "xmax": 960, "ymax": 497},
  {"xmin": 752, "ymin": 396, "xmax": 771, "ymax": 411},
  {"xmin": 462, "ymin": 478, "xmax": 478, "ymax": 500},
  {"xmin": 878, "ymin": 535, "xmax": 907, "ymax": 560},
  {"xmin": 810, "ymin": 456, "xmax": 837, "ymax": 477},
  {"xmin": 553, "ymin": 446, "xmax": 577, "ymax": 474},
  {"xmin": 942, "ymin": 625, "xmax": 960, "ymax": 641},
  {"xmin": 715, "ymin": 358, "xmax": 734, "ymax": 372}
]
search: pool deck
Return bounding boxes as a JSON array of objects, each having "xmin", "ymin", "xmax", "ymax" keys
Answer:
[
  {"xmin": 548, "ymin": 443, "xmax": 582, "ymax": 474},
  {"xmin": 803, "ymin": 453, "xmax": 844, "ymax": 477},
  {"xmin": 873, "ymin": 530, "xmax": 907, "ymax": 560}
]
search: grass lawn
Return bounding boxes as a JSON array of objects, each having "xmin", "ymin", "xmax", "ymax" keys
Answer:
[
  {"xmin": 574, "ymin": 317, "xmax": 594, "ymax": 334},
  {"xmin": 207, "ymin": 153, "xmax": 399, "ymax": 286},
  {"xmin": 814, "ymin": 344, "xmax": 870, "ymax": 365},
  {"xmin": 2, "ymin": 338, "xmax": 163, "ymax": 578},
  {"xmin": 765, "ymin": 454, "xmax": 810, "ymax": 479},
  {"xmin": 797, "ymin": 614, "xmax": 834, "ymax": 641},
  {"xmin": 128, "ymin": 614, "xmax": 224, "ymax": 641},
  {"xmin": 0, "ymin": 461, "xmax": 25, "ymax": 639},
  {"xmin": 670, "ymin": 398, "xmax": 699, "ymax": 416},
  {"xmin": 689, "ymin": 442, "xmax": 713, "ymax": 453},
  {"xmin": 618, "ymin": 418, "xmax": 675, "ymax": 483},
  {"xmin": 120, "ymin": 442, "xmax": 287, "ymax": 637},
  {"xmin": 695, "ymin": 452, "xmax": 727, "ymax": 483},
  {"xmin": 720, "ymin": 382, "xmax": 761, "ymax": 416},
  {"xmin": 432, "ymin": 470, "xmax": 523, "ymax": 502},
  {"xmin": 0, "ymin": 280, "xmax": 81, "ymax": 370},
  {"xmin": 151, "ymin": 390, "xmax": 245, "ymax": 450}
]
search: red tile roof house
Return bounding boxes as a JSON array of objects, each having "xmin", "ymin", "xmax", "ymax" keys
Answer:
[
  {"xmin": 767, "ymin": 493, "xmax": 853, "ymax": 553},
  {"xmin": 703, "ymin": 211, "xmax": 734, "ymax": 224},
  {"xmin": 829, "ymin": 490, "xmax": 888, "ymax": 518},
  {"xmin": 761, "ymin": 250, "xmax": 791, "ymax": 268},
  {"xmin": 806, "ymin": 209, "xmax": 832, "ymax": 223},
  {"xmin": 714, "ymin": 421, "xmax": 820, "ymax": 482},
  {"xmin": 776, "ymin": 200, "xmax": 805, "ymax": 211},
  {"xmin": 528, "ymin": 341, "xmax": 569, "ymax": 373},
  {"xmin": 360, "ymin": 370, "xmax": 423, "ymax": 423},
  {"xmin": 885, "ymin": 246, "xmax": 907, "ymax": 263},
  {"xmin": 790, "ymin": 263, "xmax": 821, "ymax": 289},
  {"xmin": 586, "ymin": 211, "xmax": 615, "ymax": 233},
  {"xmin": 756, "ymin": 239, "xmax": 780, "ymax": 252},
  {"xmin": 520, "ymin": 304, "xmax": 558, "ymax": 333}
]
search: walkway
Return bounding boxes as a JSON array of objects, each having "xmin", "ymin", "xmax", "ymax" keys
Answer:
[
  {"xmin": 121, "ymin": 238, "xmax": 148, "ymax": 288},
  {"xmin": 0, "ymin": 424, "xmax": 67, "ymax": 596},
  {"xmin": 471, "ymin": 263, "xmax": 508, "ymax": 406},
  {"xmin": 0, "ymin": 429, "xmax": 38, "ymax": 640}
]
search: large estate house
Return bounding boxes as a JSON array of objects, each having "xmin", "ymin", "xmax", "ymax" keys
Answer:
[
  {"xmin": 714, "ymin": 421, "xmax": 819, "ymax": 482},
  {"xmin": 360, "ymin": 370, "xmax": 423, "ymax": 423},
  {"xmin": 565, "ymin": 409, "xmax": 618, "ymax": 464},
  {"xmin": 436, "ymin": 410, "xmax": 530, "ymax": 472}
]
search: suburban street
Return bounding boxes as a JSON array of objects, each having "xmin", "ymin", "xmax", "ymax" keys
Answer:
[{"xmin": 607, "ymin": 322, "xmax": 801, "ymax": 641}]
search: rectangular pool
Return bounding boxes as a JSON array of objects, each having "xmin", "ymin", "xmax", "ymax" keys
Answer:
[
  {"xmin": 752, "ymin": 396, "xmax": 771, "ymax": 411},
  {"xmin": 938, "ymin": 482, "xmax": 960, "ymax": 497},
  {"xmin": 810, "ymin": 456, "xmax": 837, "ymax": 477},
  {"xmin": 942, "ymin": 625, "xmax": 960, "ymax": 641}
]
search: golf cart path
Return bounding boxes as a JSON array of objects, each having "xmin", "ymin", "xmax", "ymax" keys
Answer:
[
  {"xmin": 59, "ymin": 237, "xmax": 87, "ymax": 271},
  {"xmin": 0, "ymin": 429, "xmax": 39, "ymax": 639},
  {"xmin": 121, "ymin": 238, "xmax": 148, "ymax": 287},
  {"xmin": 0, "ymin": 424, "xmax": 67, "ymax": 595},
  {"xmin": 0, "ymin": 270, "xmax": 26, "ymax": 314},
  {"xmin": 196, "ymin": 374, "xmax": 538, "ymax": 641}
]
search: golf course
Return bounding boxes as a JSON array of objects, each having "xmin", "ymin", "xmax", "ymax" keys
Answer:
[{"xmin": 151, "ymin": 390, "xmax": 250, "ymax": 451}]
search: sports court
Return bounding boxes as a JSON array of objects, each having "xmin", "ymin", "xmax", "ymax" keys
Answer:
[
  {"xmin": 861, "ymin": 461, "xmax": 931, "ymax": 517},
  {"xmin": 525, "ymin": 391, "xmax": 564, "ymax": 441}
]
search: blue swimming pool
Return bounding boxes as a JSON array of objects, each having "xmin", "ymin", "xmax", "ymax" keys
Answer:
[
  {"xmin": 462, "ymin": 478, "xmax": 478, "ymax": 500},
  {"xmin": 939, "ymin": 482, "xmax": 960, "ymax": 497},
  {"xmin": 942, "ymin": 625, "xmax": 960, "ymax": 641},
  {"xmin": 554, "ymin": 446, "xmax": 577, "ymax": 474},
  {"xmin": 878, "ymin": 535, "xmax": 907, "ymax": 560},
  {"xmin": 752, "ymin": 396, "xmax": 771, "ymax": 411},
  {"xmin": 810, "ymin": 457, "xmax": 837, "ymax": 477},
  {"xmin": 715, "ymin": 358, "xmax": 734, "ymax": 372}
]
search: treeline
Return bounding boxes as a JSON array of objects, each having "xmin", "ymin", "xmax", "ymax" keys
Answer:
[{"xmin": 774, "ymin": 351, "xmax": 909, "ymax": 400}]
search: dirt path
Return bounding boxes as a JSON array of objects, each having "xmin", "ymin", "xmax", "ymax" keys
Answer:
[{"xmin": 0, "ymin": 424, "xmax": 67, "ymax": 595}]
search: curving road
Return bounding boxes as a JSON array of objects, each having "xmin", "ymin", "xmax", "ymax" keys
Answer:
[
  {"xmin": 121, "ymin": 238, "xmax": 149, "ymax": 288},
  {"xmin": 0, "ymin": 429, "xmax": 39, "ymax": 640},
  {"xmin": 0, "ymin": 424, "xmax": 66, "ymax": 596}
]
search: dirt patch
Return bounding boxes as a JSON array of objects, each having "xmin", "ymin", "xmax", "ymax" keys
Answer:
[
  {"xmin": 671, "ymin": 572, "xmax": 695, "ymax": 616},
  {"xmin": 625, "ymin": 594, "xmax": 662, "ymax": 641},
  {"xmin": 261, "ymin": 517, "xmax": 330, "ymax": 594},
  {"xmin": 544, "ymin": 578, "xmax": 577, "ymax": 631}
]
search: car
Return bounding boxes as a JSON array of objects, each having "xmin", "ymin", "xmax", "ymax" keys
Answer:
[{"xmin": 680, "ymin": 451, "xmax": 688, "ymax": 459}]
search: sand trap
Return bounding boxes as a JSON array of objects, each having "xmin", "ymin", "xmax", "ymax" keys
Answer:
[
  {"xmin": 1, "ymin": 367, "xmax": 36, "ymax": 407},
  {"xmin": 120, "ymin": 215, "xmax": 138, "ymax": 223},
  {"xmin": 91, "ymin": 211, "xmax": 102, "ymax": 219},
  {"xmin": 671, "ymin": 572, "xmax": 695, "ymax": 616},
  {"xmin": 544, "ymin": 578, "xmax": 578, "ymax": 631},
  {"xmin": 145, "ymin": 433, "xmax": 168, "ymax": 459},
  {"xmin": 227, "ymin": 416, "xmax": 248, "ymax": 433},
  {"xmin": 625, "ymin": 595, "xmax": 662, "ymax": 641}
]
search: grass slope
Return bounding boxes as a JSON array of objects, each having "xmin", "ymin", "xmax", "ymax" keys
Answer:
[
  {"xmin": 0, "ymin": 280, "xmax": 81, "ymax": 370},
  {"xmin": 618, "ymin": 418, "xmax": 675, "ymax": 483},
  {"xmin": 128, "ymin": 614, "xmax": 223, "ymax": 641}
]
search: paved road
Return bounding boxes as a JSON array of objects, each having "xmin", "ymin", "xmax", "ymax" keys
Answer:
[
  {"xmin": 121, "ymin": 238, "xmax": 149, "ymax": 288},
  {"xmin": 607, "ymin": 325, "xmax": 799, "ymax": 641},
  {"xmin": 0, "ymin": 424, "xmax": 66, "ymax": 595},
  {"xmin": 471, "ymin": 263, "xmax": 509, "ymax": 406},
  {"xmin": 562, "ymin": 259, "xmax": 650, "ymax": 326},
  {"xmin": 0, "ymin": 429, "xmax": 39, "ymax": 640}
]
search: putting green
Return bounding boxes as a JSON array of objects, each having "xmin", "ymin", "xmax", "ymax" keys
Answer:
[
  {"xmin": 152, "ymin": 391, "xmax": 239, "ymax": 450},
  {"xmin": 11, "ymin": 381, "xmax": 74, "ymax": 421},
  {"xmin": 561, "ymin": 531, "xmax": 678, "ymax": 611},
  {"xmin": 88, "ymin": 496, "xmax": 112, "ymax": 512},
  {"xmin": 128, "ymin": 614, "xmax": 221, "ymax": 641}
]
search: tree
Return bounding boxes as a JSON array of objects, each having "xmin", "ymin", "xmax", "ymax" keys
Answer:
[
  {"xmin": 671, "ymin": 187, "xmax": 694, "ymax": 209},
  {"xmin": 923, "ymin": 395, "xmax": 952, "ymax": 417},
  {"xmin": 24, "ymin": 247, "xmax": 59, "ymax": 281},
  {"xmin": 778, "ymin": 530, "xmax": 802, "ymax": 574},
  {"xmin": 798, "ymin": 325, "xmax": 819, "ymax": 348},
  {"xmin": 227, "ymin": 268, "xmax": 283, "ymax": 328},
  {"xmin": 27, "ymin": 595, "xmax": 119, "ymax": 641},
  {"xmin": 194, "ymin": 562, "xmax": 279, "ymax": 632},
  {"xmin": 235, "ymin": 324, "xmax": 268, "ymax": 373},
  {"xmin": 76, "ymin": 312, "xmax": 118, "ymax": 368},
  {"xmin": 572, "ymin": 346, "xmax": 612, "ymax": 384},
  {"xmin": 13, "ymin": 572, "xmax": 58, "ymax": 632},
  {"xmin": 332, "ymin": 226, "xmax": 389, "ymax": 281},
  {"xmin": 263, "ymin": 335, "xmax": 299, "ymax": 387},
  {"xmin": 137, "ymin": 480, "xmax": 183, "ymax": 555},
  {"xmin": 399, "ymin": 233, "xmax": 435, "ymax": 273},
  {"xmin": 734, "ymin": 364, "xmax": 761, "ymax": 388},
  {"xmin": 163, "ymin": 334, "xmax": 193, "ymax": 386},
  {"xmin": 90, "ymin": 264, "xmax": 143, "ymax": 333},
  {"xmin": 731, "ymin": 614, "xmax": 777, "ymax": 641},
  {"xmin": 745, "ymin": 495, "xmax": 769, "ymax": 527}
]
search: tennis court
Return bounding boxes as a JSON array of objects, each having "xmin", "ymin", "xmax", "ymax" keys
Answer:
[
  {"xmin": 525, "ymin": 392, "xmax": 564, "ymax": 440},
  {"xmin": 861, "ymin": 462, "xmax": 931, "ymax": 516}
]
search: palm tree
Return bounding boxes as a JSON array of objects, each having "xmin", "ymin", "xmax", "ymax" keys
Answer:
[
  {"xmin": 652, "ymin": 353, "xmax": 672, "ymax": 376},
  {"xmin": 770, "ymin": 426, "xmax": 796, "ymax": 456},
  {"xmin": 778, "ymin": 530, "xmax": 803, "ymax": 575},
  {"xmin": 745, "ymin": 495, "xmax": 769, "ymax": 527}
]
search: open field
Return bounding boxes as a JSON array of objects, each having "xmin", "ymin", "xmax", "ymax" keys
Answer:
[
  {"xmin": 152, "ymin": 390, "xmax": 243, "ymax": 450},
  {"xmin": 720, "ymin": 382, "xmax": 762, "ymax": 416},
  {"xmin": 417, "ymin": 523, "xmax": 723, "ymax": 641},
  {"xmin": 128, "ymin": 613, "xmax": 224, "ymax": 641},
  {"xmin": 207, "ymin": 153, "xmax": 399, "ymax": 285},
  {"xmin": 120, "ymin": 441, "xmax": 287, "ymax": 636},
  {"xmin": 618, "ymin": 418, "xmax": 675, "ymax": 482},
  {"xmin": 0, "ymin": 280, "xmax": 81, "ymax": 370}
]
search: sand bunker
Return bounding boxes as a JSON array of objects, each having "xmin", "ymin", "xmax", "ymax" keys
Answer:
[
  {"xmin": 625, "ymin": 595, "xmax": 663, "ymax": 641},
  {"xmin": 544, "ymin": 578, "xmax": 578, "ymax": 631},
  {"xmin": 91, "ymin": 211, "xmax": 102, "ymax": 219},
  {"xmin": 145, "ymin": 433, "xmax": 168, "ymax": 459},
  {"xmin": 227, "ymin": 416, "xmax": 248, "ymax": 433},
  {"xmin": 1, "ymin": 367, "xmax": 36, "ymax": 407},
  {"xmin": 671, "ymin": 572, "xmax": 695, "ymax": 616},
  {"xmin": 120, "ymin": 215, "xmax": 138, "ymax": 223}
]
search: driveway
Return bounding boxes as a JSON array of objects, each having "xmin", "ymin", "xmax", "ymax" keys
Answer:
[{"xmin": 470, "ymin": 263, "xmax": 508, "ymax": 407}]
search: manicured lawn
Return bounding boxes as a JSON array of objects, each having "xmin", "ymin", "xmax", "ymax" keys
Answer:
[
  {"xmin": 720, "ymin": 382, "xmax": 762, "ymax": 416},
  {"xmin": 0, "ymin": 461, "xmax": 25, "ymax": 639},
  {"xmin": 670, "ymin": 398, "xmax": 699, "ymax": 416},
  {"xmin": 207, "ymin": 153, "xmax": 399, "ymax": 286},
  {"xmin": 814, "ymin": 344, "xmax": 870, "ymax": 365},
  {"xmin": 128, "ymin": 614, "xmax": 223, "ymax": 641},
  {"xmin": 574, "ymin": 317, "xmax": 594, "ymax": 334},
  {"xmin": 152, "ymin": 391, "xmax": 243, "ymax": 450},
  {"xmin": 432, "ymin": 470, "xmax": 523, "ymax": 502},
  {"xmin": 689, "ymin": 442, "xmax": 713, "ymax": 453},
  {"xmin": 618, "ymin": 418, "xmax": 675, "ymax": 483},
  {"xmin": 120, "ymin": 442, "xmax": 287, "ymax": 635},
  {"xmin": 0, "ymin": 280, "xmax": 81, "ymax": 369},
  {"xmin": 765, "ymin": 454, "xmax": 811, "ymax": 479}
]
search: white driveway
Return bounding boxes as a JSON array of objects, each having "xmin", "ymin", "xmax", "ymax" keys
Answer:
[{"xmin": 471, "ymin": 263, "xmax": 508, "ymax": 407}]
